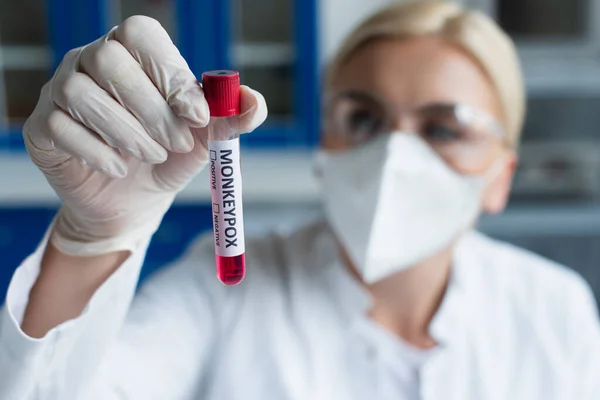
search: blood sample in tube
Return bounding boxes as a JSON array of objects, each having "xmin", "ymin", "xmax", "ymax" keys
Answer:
[{"xmin": 202, "ymin": 70, "xmax": 246, "ymax": 285}]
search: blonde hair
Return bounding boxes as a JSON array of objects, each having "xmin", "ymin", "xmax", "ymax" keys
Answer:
[{"xmin": 326, "ymin": 0, "xmax": 526, "ymax": 146}]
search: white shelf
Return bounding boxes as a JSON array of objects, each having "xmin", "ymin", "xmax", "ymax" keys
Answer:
[
  {"xmin": 480, "ymin": 205, "xmax": 600, "ymax": 236},
  {"xmin": 0, "ymin": 150, "xmax": 321, "ymax": 206},
  {"xmin": 0, "ymin": 45, "xmax": 52, "ymax": 70},
  {"xmin": 232, "ymin": 43, "xmax": 294, "ymax": 67}
]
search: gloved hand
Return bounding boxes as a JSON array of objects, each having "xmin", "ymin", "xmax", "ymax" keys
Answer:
[{"xmin": 23, "ymin": 16, "xmax": 268, "ymax": 256}]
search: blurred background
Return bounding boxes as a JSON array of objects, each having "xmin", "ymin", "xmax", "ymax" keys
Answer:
[{"xmin": 0, "ymin": 0, "xmax": 599, "ymax": 306}]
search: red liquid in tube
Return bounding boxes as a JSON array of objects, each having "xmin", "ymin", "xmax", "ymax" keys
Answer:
[{"xmin": 202, "ymin": 70, "xmax": 246, "ymax": 286}]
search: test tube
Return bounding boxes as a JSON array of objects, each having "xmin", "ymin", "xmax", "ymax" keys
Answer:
[{"xmin": 202, "ymin": 70, "xmax": 246, "ymax": 285}]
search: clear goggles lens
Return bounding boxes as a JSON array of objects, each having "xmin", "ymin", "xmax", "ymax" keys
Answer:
[{"xmin": 325, "ymin": 91, "xmax": 508, "ymax": 172}]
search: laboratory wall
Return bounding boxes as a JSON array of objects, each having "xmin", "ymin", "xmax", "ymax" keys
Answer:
[{"xmin": 1, "ymin": 0, "xmax": 600, "ymax": 308}]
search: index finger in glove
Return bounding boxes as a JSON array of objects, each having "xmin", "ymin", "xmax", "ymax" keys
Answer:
[
  {"xmin": 152, "ymin": 86, "xmax": 268, "ymax": 189},
  {"xmin": 112, "ymin": 16, "xmax": 209, "ymax": 128},
  {"xmin": 236, "ymin": 85, "xmax": 268, "ymax": 133},
  {"xmin": 191, "ymin": 85, "xmax": 268, "ymax": 142}
]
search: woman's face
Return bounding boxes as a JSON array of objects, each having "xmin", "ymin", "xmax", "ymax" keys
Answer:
[{"xmin": 322, "ymin": 37, "xmax": 517, "ymax": 214}]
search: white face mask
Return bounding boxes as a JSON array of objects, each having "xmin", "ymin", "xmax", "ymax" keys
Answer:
[{"xmin": 316, "ymin": 132, "xmax": 497, "ymax": 283}]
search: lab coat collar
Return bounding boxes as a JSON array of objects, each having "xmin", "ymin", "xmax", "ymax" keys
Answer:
[
  {"xmin": 323, "ymin": 223, "xmax": 477, "ymax": 347},
  {"xmin": 428, "ymin": 231, "xmax": 476, "ymax": 346}
]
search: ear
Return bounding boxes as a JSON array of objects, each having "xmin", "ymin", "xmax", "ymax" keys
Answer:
[{"xmin": 482, "ymin": 154, "xmax": 518, "ymax": 214}]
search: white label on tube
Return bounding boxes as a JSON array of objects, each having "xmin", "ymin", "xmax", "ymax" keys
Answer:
[{"xmin": 208, "ymin": 138, "xmax": 245, "ymax": 257}]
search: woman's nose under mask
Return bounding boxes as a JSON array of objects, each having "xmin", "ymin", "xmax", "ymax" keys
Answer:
[{"xmin": 315, "ymin": 132, "xmax": 499, "ymax": 283}]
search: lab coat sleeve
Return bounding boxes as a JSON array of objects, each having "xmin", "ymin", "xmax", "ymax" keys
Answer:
[
  {"xmin": 89, "ymin": 235, "xmax": 224, "ymax": 399},
  {"xmin": 569, "ymin": 280, "xmax": 600, "ymax": 399},
  {"xmin": 0, "ymin": 231, "xmax": 221, "ymax": 400},
  {"xmin": 0, "ymin": 229, "xmax": 151, "ymax": 400}
]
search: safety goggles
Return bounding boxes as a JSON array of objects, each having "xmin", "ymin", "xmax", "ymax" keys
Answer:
[{"xmin": 323, "ymin": 91, "xmax": 508, "ymax": 173}]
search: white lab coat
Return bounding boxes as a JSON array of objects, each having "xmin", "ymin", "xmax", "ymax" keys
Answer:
[{"xmin": 1, "ymin": 221, "xmax": 599, "ymax": 400}]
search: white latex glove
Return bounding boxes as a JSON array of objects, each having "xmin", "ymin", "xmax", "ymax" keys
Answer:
[{"xmin": 23, "ymin": 16, "xmax": 268, "ymax": 256}]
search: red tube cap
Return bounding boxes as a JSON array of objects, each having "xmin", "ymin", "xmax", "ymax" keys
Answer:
[{"xmin": 202, "ymin": 70, "xmax": 241, "ymax": 117}]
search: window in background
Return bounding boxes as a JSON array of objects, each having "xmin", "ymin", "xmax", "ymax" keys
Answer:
[
  {"xmin": 231, "ymin": 0, "xmax": 294, "ymax": 123},
  {"xmin": 0, "ymin": 0, "xmax": 51, "ymax": 129}
]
